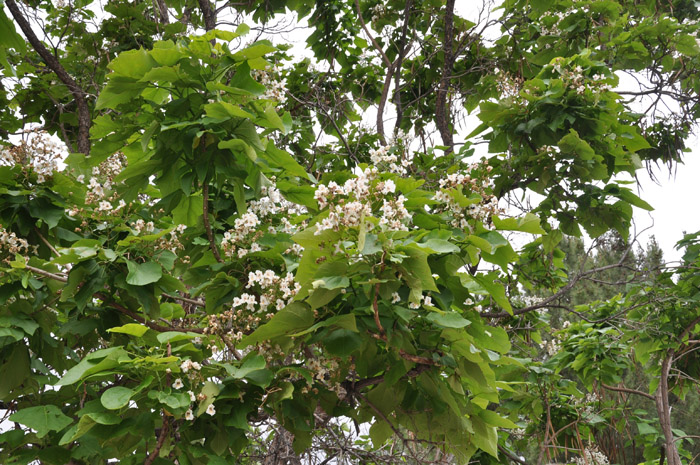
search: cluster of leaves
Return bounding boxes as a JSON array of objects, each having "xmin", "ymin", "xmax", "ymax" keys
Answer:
[{"xmin": 2, "ymin": 0, "xmax": 700, "ymax": 464}]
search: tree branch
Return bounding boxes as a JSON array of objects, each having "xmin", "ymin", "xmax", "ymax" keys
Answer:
[
  {"xmin": 197, "ymin": 0, "xmax": 216, "ymax": 31},
  {"xmin": 435, "ymin": 0, "xmax": 455, "ymax": 152},
  {"xmin": 601, "ymin": 383, "xmax": 654, "ymax": 401},
  {"xmin": 144, "ymin": 415, "xmax": 169, "ymax": 465},
  {"xmin": 202, "ymin": 183, "xmax": 223, "ymax": 263},
  {"xmin": 354, "ymin": 0, "xmax": 392, "ymax": 145},
  {"xmin": 368, "ymin": 332, "xmax": 439, "ymax": 366},
  {"xmin": 6, "ymin": 0, "xmax": 91, "ymax": 155},
  {"xmin": 95, "ymin": 293, "xmax": 204, "ymax": 334}
]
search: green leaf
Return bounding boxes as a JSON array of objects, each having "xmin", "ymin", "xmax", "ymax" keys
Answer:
[
  {"xmin": 426, "ymin": 311, "xmax": 471, "ymax": 329},
  {"xmin": 172, "ymin": 193, "xmax": 204, "ymax": 225},
  {"xmin": 125, "ymin": 261, "xmax": 163, "ymax": 286},
  {"xmin": 108, "ymin": 48, "xmax": 157, "ymax": 79},
  {"xmin": 478, "ymin": 410, "xmax": 518, "ymax": 429},
  {"xmin": 492, "ymin": 213, "xmax": 545, "ymax": 234},
  {"xmin": 636, "ymin": 422, "xmax": 657, "ymax": 436},
  {"xmin": 204, "ymin": 102, "xmax": 255, "ymax": 120},
  {"xmin": 233, "ymin": 43, "xmax": 278, "ymax": 61},
  {"xmin": 470, "ymin": 415, "xmax": 498, "ymax": 457},
  {"xmin": 323, "ymin": 329, "xmax": 363, "ymax": 357},
  {"xmin": 312, "ymin": 276, "xmax": 349, "ymax": 290},
  {"xmin": 291, "ymin": 313, "xmax": 357, "ymax": 336},
  {"xmin": 369, "ymin": 420, "xmax": 394, "ymax": 448},
  {"xmin": 10, "ymin": 406, "xmax": 72, "ymax": 438},
  {"xmin": 239, "ymin": 303, "xmax": 314, "ymax": 346},
  {"xmin": 0, "ymin": 10, "xmax": 27, "ymax": 53},
  {"xmin": 262, "ymin": 145, "xmax": 309, "ymax": 179},
  {"xmin": 107, "ymin": 323, "xmax": 148, "ymax": 338},
  {"xmin": 101, "ymin": 387, "xmax": 135, "ymax": 410},
  {"xmin": 56, "ymin": 347, "xmax": 131, "ymax": 386},
  {"xmin": 558, "ymin": 130, "xmax": 595, "ymax": 160}
]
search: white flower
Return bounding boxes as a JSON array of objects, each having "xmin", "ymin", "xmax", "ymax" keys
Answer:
[
  {"xmin": 391, "ymin": 292, "xmax": 400, "ymax": 304},
  {"xmin": 185, "ymin": 409, "xmax": 194, "ymax": 421},
  {"xmin": 188, "ymin": 390, "xmax": 196, "ymax": 402},
  {"xmin": 172, "ymin": 378, "xmax": 184, "ymax": 389},
  {"xmin": 206, "ymin": 403, "xmax": 216, "ymax": 416},
  {"xmin": 97, "ymin": 200, "xmax": 112, "ymax": 211},
  {"xmin": 381, "ymin": 179, "xmax": 396, "ymax": 194}
]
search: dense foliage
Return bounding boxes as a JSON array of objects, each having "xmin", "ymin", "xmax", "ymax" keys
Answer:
[{"xmin": 1, "ymin": 0, "xmax": 700, "ymax": 464}]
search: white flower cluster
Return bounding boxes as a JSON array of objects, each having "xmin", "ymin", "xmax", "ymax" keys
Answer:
[
  {"xmin": 494, "ymin": 68, "xmax": 524, "ymax": 99},
  {"xmin": 513, "ymin": 294, "xmax": 544, "ymax": 308},
  {"xmin": 0, "ymin": 132, "xmax": 64, "ymax": 183},
  {"xmin": 370, "ymin": 3, "xmax": 386, "ymax": 23},
  {"xmin": 171, "ymin": 360, "xmax": 217, "ymax": 421},
  {"xmin": 369, "ymin": 145, "xmax": 410, "ymax": 176},
  {"xmin": 82, "ymin": 153, "xmax": 126, "ymax": 205},
  {"xmin": 433, "ymin": 162, "xmax": 501, "ymax": 230},
  {"xmin": 551, "ymin": 60, "xmax": 612, "ymax": 95},
  {"xmin": 572, "ymin": 444, "xmax": 609, "ymax": 465},
  {"xmin": 379, "ymin": 195, "xmax": 409, "ymax": 231},
  {"xmin": 0, "ymin": 225, "xmax": 32, "ymax": 259},
  {"xmin": 131, "ymin": 219, "xmax": 155, "ymax": 235},
  {"xmin": 180, "ymin": 359, "xmax": 202, "ymax": 373},
  {"xmin": 408, "ymin": 294, "xmax": 433, "ymax": 310},
  {"xmin": 221, "ymin": 185, "xmax": 305, "ymax": 258},
  {"xmin": 233, "ymin": 269, "xmax": 301, "ymax": 314},
  {"xmin": 156, "ymin": 224, "xmax": 187, "ymax": 255},
  {"xmin": 575, "ymin": 391, "xmax": 600, "ymax": 418},
  {"xmin": 314, "ymin": 167, "xmax": 411, "ymax": 235},
  {"xmin": 253, "ymin": 66, "xmax": 287, "ymax": 104},
  {"xmin": 543, "ymin": 338, "xmax": 561, "ymax": 357}
]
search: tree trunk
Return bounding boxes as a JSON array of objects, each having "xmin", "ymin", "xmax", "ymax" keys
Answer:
[{"xmin": 656, "ymin": 354, "xmax": 681, "ymax": 465}]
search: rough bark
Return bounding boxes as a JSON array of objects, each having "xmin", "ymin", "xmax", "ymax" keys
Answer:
[
  {"xmin": 197, "ymin": 0, "xmax": 217, "ymax": 31},
  {"xmin": 656, "ymin": 353, "xmax": 681, "ymax": 465},
  {"xmin": 435, "ymin": 0, "xmax": 455, "ymax": 153},
  {"xmin": 6, "ymin": 0, "xmax": 91, "ymax": 155}
]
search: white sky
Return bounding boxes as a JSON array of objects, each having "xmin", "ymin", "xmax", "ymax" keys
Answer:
[{"xmin": 634, "ymin": 137, "xmax": 700, "ymax": 263}]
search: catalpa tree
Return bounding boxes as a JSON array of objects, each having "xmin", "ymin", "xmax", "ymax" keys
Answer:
[{"xmin": 1, "ymin": 0, "xmax": 700, "ymax": 464}]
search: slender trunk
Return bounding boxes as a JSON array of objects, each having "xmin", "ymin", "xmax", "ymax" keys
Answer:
[
  {"xmin": 262, "ymin": 427, "xmax": 302, "ymax": 465},
  {"xmin": 197, "ymin": 0, "xmax": 216, "ymax": 31},
  {"xmin": 656, "ymin": 354, "xmax": 681, "ymax": 465},
  {"xmin": 435, "ymin": 0, "xmax": 455, "ymax": 153},
  {"xmin": 6, "ymin": 0, "xmax": 91, "ymax": 155}
]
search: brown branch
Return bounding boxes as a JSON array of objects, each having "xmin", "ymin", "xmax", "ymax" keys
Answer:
[
  {"xmin": 354, "ymin": 0, "xmax": 392, "ymax": 145},
  {"xmin": 154, "ymin": 0, "xmax": 169, "ymax": 24},
  {"xmin": 392, "ymin": 0, "xmax": 413, "ymax": 134},
  {"xmin": 25, "ymin": 264, "xmax": 206, "ymax": 309},
  {"xmin": 144, "ymin": 415, "xmax": 169, "ymax": 465},
  {"xmin": 162, "ymin": 293, "xmax": 205, "ymax": 308},
  {"xmin": 6, "ymin": 0, "xmax": 91, "ymax": 155},
  {"xmin": 202, "ymin": 183, "xmax": 222, "ymax": 263},
  {"xmin": 435, "ymin": 0, "xmax": 455, "ymax": 153},
  {"xmin": 368, "ymin": 332, "xmax": 439, "ymax": 366},
  {"xmin": 498, "ymin": 444, "xmax": 528, "ymax": 464},
  {"xmin": 197, "ymin": 0, "xmax": 216, "ymax": 31},
  {"xmin": 346, "ymin": 364, "xmax": 431, "ymax": 392},
  {"xmin": 34, "ymin": 227, "xmax": 60, "ymax": 257},
  {"xmin": 601, "ymin": 383, "xmax": 654, "ymax": 401},
  {"xmin": 95, "ymin": 293, "xmax": 204, "ymax": 334},
  {"xmin": 24, "ymin": 264, "xmax": 68, "ymax": 282},
  {"xmin": 354, "ymin": 0, "xmax": 391, "ymax": 68},
  {"xmin": 372, "ymin": 282, "xmax": 385, "ymax": 335},
  {"xmin": 481, "ymin": 247, "xmax": 641, "ymax": 319}
]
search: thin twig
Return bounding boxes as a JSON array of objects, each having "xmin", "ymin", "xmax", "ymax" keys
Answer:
[
  {"xmin": 34, "ymin": 227, "xmax": 60, "ymax": 257},
  {"xmin": 144, "ymin": 415, "xmax": 169, "ymax": 465},
  {"xmin": 202, "ymin": 183, "xmax": 223, "ymax": 263}
]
